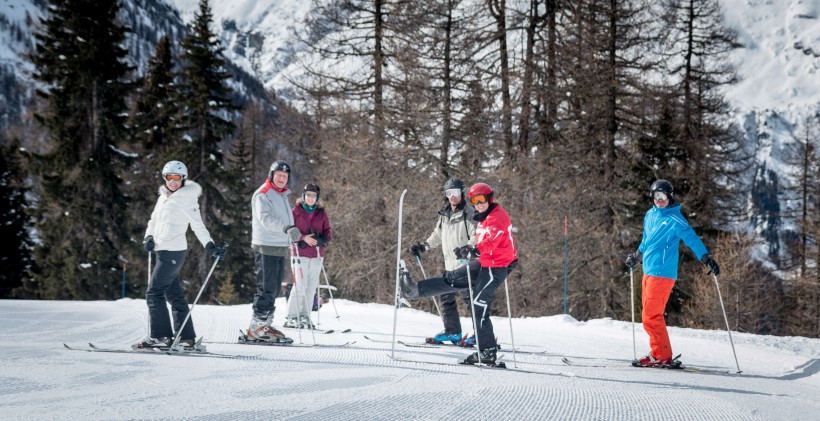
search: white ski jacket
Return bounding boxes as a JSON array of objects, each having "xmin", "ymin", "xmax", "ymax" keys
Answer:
[{"xmin": 145, "ymin": 180, "xmax": 213, "ymax": 252}]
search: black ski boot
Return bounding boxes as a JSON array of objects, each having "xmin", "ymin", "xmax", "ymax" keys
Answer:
[
  {"xmin": 462, "ymin": 347, "xmax": 498, "ymax": 365},
  {"xmin": 399, "ymin": 260, "xmax": 419, "ymax": 299}
]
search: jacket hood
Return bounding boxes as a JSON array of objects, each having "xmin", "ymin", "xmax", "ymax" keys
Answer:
[{"xmin": 159, "ymin": 180, "xmax": 202, "ymax": 199}]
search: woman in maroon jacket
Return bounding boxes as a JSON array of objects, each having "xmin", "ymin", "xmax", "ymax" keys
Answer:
[
  {"xmin": 284, "ymin": 184, "xmax": 332, "ymax": 329},
  {"xmin": 400, "ymin": 182, "xmax": 518, "ymax": 365}
]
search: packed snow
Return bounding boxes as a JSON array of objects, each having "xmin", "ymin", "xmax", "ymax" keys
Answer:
[{"xmin": 1, "ymin": 297, "xmax": 818, "ymax": 420}]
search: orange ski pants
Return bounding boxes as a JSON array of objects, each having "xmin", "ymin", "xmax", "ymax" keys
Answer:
[{"xmin": 641, "ymin": 275, "xmax": 675, "ymax": 360}]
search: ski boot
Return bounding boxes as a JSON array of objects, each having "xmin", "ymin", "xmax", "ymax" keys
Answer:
[
  {"xmin": 134, "ymin": 336, "xmax": 171, "ymax": 350},
  {"xmin": 462, "ymin": 347, "xmax": 499, "ymax": 366},
  {"xmin": 399, "ymin": 260, "xmax": 419, "ymax": 299},
  {"xmin": 426, "ymin": 331, "xmax": 463, "ymax": 345},
  {"xmin": 457, "ymin": 334, "xmax": 476, "ymax": 348},
  {"xmin": 246, "ymin": 315, "xmax": 293, "ymax": 343},
  {"xmin": 632, "ymin": 354, "xmax": 681, "ymax": 368},
  {"xmin": 298, "ymin": 316, "xmax": 315, "ymax": 329}
]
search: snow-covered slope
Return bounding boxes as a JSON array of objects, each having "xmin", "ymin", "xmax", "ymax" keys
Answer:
[
  {"xmin": 721, "ymin": 0, "xmax": 819, "ymax": 111},
  {"xmin": 1, "ymin": 298, "xmax": 818, "ymax": 419}
]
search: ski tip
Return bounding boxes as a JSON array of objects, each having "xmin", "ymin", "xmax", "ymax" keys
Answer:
[
  {"xmin": 342, "ymin": 328, "xmax": 351, "ymax": 333},
  {"xmin": 323, "ymin": 330, "xmax": 335, "ymax": 334},
  {"xmin": 63, "ymin": 343, "xmax": 71, "ymax": 349}
]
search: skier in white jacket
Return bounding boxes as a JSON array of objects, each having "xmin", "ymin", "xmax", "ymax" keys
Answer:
[{"xmin": 140, "ymin": 160, "xmax": 225, "ymax": 349}]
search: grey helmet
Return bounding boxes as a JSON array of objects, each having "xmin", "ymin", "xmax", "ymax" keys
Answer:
[{"xmin": 161, "ymin": 160, "xmax": 188, "ymax": 179}]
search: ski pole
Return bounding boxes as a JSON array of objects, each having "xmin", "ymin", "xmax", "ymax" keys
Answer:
[
  {"xmin": 318, "ymin": 246, "xmax": 340, "ymax": 319},
  {"xmin": 503, "ymin": 276, "xmax": 517, "ymax": 368},
  {"xmin": 630, "ymin": 268, "xmax": 637, "ymax": 361},
  {"xmin": 315, "ymin": 283, "xmax": 321, "ymax": 325},
  {"xmin": 712, "ymin": 273, "xmax": 742, "ymax": 373},
  {"xmin": 414, "ymin": 255, "xmax": 443, "ymax": 320},
  {"xmin": 463, "ymin": 257, "xmax": 482, "ymax": 370},
  {"xmin": 391, "ymin": 189, "xmax": 408, "ymax": 359},
  {"xmin": 170, "ymin": 244, "xmax": 227, "ymax": 351}
]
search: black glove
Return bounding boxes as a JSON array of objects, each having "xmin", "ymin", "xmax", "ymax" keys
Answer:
[
  {"xmin": 205, "ymin": 242, "xmax": 226, "ymax": 259},
  {"xmin": 409, "ymin": 242, "xmax": 428, "ymax": 258},
  {"xmin": 508, "ymin": 259, "xmax": 519, "ymax": 271},
  {"xmin": 143, "ymin": 236, "xmax": 155, "ymax": 252},
  {"xmin": 314, "ymin": 233, "xmax": 328, "ymax": 246},
  {"xmin": 625, "ymin": 251, "xmax": 642, "ymax": 268},
  {"xmin": 701, "ymin": 254, "xmax": 720, "ymax": 276},
  {"xmin": 455, "ymin": 245, "xmax": 478, "ymax": 259},
  {"xmin": 284, "ymin": 225, "xmax": 301, "ymax": 243}
]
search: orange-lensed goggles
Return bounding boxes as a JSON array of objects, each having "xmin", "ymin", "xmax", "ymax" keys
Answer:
[
  {"xmin": 164, "ymin": 174, "xmax": 183, "ymax": 182},
  {"xmin": 470, "ymin": 194, "xmax": 488, "ymax": 205}
]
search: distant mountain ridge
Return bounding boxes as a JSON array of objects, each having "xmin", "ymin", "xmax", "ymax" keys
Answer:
[{"xmin": 1, "ymin": 0, "xmax": 818, "ymax": 270}]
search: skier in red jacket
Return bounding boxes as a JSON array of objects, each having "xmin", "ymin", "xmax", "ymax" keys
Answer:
[{"xmin": 401, "ymin": 182, "xmax": 518, "ymax": 365}]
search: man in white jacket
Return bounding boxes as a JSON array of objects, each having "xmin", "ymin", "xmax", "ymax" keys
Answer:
[
  {"xmin": 141, "ymin": 160, "xmax": 224, "ymax": 349},
  {"xmin": 246, "ymin": 160, "xmax": 301, "ymax": 343}
]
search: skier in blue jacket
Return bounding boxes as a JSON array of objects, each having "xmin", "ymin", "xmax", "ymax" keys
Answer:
[{"xmin": 625, "ymin": 179, "xmax": 720, "ymax": 367}]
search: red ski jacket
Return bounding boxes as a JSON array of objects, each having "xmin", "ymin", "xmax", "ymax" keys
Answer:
[{"xmin": 475, "ymin": 204, "xmax": 518, "ymax": 268}]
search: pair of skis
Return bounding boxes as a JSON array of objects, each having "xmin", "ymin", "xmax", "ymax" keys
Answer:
[{"xmin": 63, "ymin": 341, "xmax": 245, "ymax": 360}]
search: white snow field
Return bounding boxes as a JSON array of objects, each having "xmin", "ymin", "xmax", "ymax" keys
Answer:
[{"xmin": 1, "ymin": 297, "xmax": 818, "ymax": 420}]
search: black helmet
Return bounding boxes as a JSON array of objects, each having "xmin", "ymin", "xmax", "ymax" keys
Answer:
[
  {"xmin": 269, "ymin": 160, "xmax": 291, "ymax": 182},
  {"xmin": 270, "ymin": 160, "xmax": 291, "ymax": 174},
  {"xmin": 443, "ymin": 178, "xmax": 465, "ymax": 196},
  {"xmin": 650, "ymin": 179, "xmax": 674, "ymax": 198},
  {"xmin": 303, "ymin": 183, "xmax": 320, "ymax": 201}
]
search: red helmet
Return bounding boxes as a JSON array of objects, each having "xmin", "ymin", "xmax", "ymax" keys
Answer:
[{"xmin": 468, "ymin": 182, "xmax": 494, "ymax": 205}]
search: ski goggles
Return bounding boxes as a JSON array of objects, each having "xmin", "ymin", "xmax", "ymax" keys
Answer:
[
  {"xmin": 164, "ymin": 174, "xmax": 183, "ymax": 182},
  {"xmin": 652, "ymin": 191, "xmax": 668, "ymax": 201},
  {"xmin": 304, "ymin": 192, "xmax": 318, "ymax": 199},
  {"xmin": 470, "ymin": 194, "xmax": 488, "ymax": 205},
  {"xmin": 444, "ymin": 188, "xmax": 461, "ymax": 198}
]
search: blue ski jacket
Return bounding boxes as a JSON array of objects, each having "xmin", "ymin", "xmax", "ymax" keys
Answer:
[{"xmin": 637, "ymin": 201, "xmax": 708, "ymax": 280}]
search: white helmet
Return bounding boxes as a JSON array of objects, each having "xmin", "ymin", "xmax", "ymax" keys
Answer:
[{"xmin": 161, "ymin": 160, "xmax": 188, "ymax": 179}]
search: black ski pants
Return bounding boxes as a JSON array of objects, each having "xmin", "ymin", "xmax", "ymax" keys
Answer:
[
  {"xmin": 417, "ymin": 260, "xmax": 508, "ymax": 351},
  {"xmin": 146, "ymin": 250, "xmax": 195, "ymax": 340},
  {"xmin": 252, "ymin": 252, "xmax": 284, "ymax": 319},
  {"xmin": 439, "ymin": 290, "xmax": 472, "ymax": 334}
]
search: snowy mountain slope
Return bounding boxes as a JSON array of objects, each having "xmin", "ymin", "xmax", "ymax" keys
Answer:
[{"xmin": 1, "ymin": 298, "xmax": 818, "ymax": 420}]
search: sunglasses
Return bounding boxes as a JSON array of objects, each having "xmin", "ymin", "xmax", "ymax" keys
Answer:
[
  {"xmin": 470, "ymin": 194, "xmax": 488, "ymax": 205},
  {"xmin": 164, "ymin": 174, "xmax": 183, "ymax": 182},
  {"xmin": 652, "ymin": 191, "xmax": 668, "ymax": 201},
  {"xmin": 444, "ymin": 188, "xmax": 461, "ymax": 198}
]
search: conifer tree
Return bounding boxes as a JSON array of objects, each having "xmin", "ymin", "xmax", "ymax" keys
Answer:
[
  {"xmin": 174, "ymin": 0, "xmax": 240, "ymax": 298},
  {"xmin": 132, "ymin": 36, "xmax": 180, "ymax": 152},
  {"xmin": 124, "ymin": 35, "xmax": 185, "ymax": 297},
  {"xmin": 27, "ymin": 0, "xmax": 133, "ymax": 299},
  {"xmin": 0, "ymin": 140, "xmax": 33, "ymax": 298}
]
